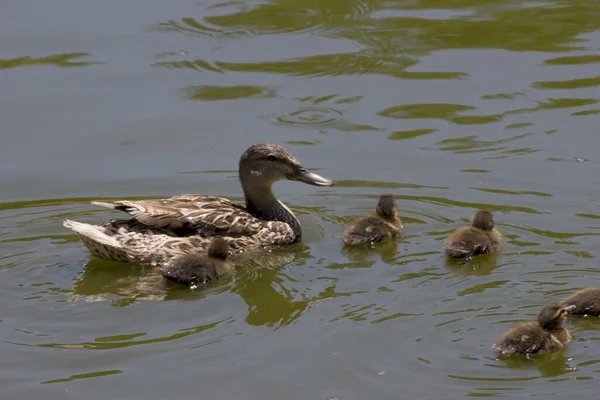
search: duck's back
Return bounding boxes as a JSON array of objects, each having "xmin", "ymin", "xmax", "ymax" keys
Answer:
[
  {"xmin": 562, "ymin": 287, "xmax": 600, "ymax": 316},
  {"xmin": 95, "ymin": 195, "xmax": 264, "ymax": 236},
  {"xmin": 444, "ymin": 226, "xmax": 493, "ymax": 258},
  {"xmin": 342, "ymin": 216, "xmax": 399, "ymax": 246},
  {"xmin": 162, "ymin": 253, "xmax": 229, "ymax": 285},
  {"xmin": 493, "ymin": 322, "xmax": 552, "ymax": 356}
]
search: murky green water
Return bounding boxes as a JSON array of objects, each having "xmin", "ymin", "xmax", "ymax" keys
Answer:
[{"xmin": 3, "ymin": 0, "xmax": 600, "ymax": 398}]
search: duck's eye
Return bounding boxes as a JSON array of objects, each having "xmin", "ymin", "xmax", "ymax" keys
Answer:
[{"xmin": 267, "ymin": 154, "xmax": 277, "ymax": 162}]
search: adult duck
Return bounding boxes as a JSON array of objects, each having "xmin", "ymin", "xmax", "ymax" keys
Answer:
[{"xmin": 64, "ymin": 143, "xmax": 333, "ymax": 264}]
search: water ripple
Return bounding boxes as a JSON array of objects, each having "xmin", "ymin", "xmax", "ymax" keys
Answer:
[
  {"xmin": 180, "ymin": 85, "xmax": 277, "ymax": 101},
  {"xmin": 153, "ymin": 0, "xmax": 374, "ymax": 37},
  {"xmin": 0, "ymin": 53, "xmax": 103, "ymax": 69}
]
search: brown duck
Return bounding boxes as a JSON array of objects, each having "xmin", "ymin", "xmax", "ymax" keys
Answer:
[
  {"xmin": 493, "ymin": 304, "xmax": 573, "ymax": 357},
  {"xmin": 161, "ymin": 237, "xmax": 232, "ymax": 286},
  {"xmin": 63, "ymin": 143, "xmax": 333, "ymax": 264},
  {"xmin": 561, "ymin": 287, "xmax": 600, "ymax": 316},
  {"xmin": 443, "ymin": 210, "xmax": 503, "ymax": 259},
  {"xmin": 342, "ymin": 195, "xmax": 403, "ymax": 246}
]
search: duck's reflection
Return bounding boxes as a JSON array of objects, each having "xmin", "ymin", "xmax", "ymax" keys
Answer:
[
  {"xmin": 340, "ymin": 239, "xmax": 400, "ymax": 267},
  {"xmin": 493, "ymin": 349, "xmax": 575, "ymax": 378},
  {"xmin": 70, "ymin": 259, "xmax": 167, "ymax": 304},
  {"xmin": 444, "ymin": 253, "xmax": 500, "ymax": 276},
  {"xmin": 232, "ymin": 247, "xmax": 310, "ymax": 328},
  {"xmin": 70, "ymin": 246, "xmax": 314, "ymax": 328}
]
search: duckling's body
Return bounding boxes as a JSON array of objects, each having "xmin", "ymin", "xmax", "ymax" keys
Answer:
[
  {"xmin": 342, "ymin": 195, "xmax": 403, "ymax": 246},
  {"xmin": 561, "ymin": 287, "xmax": 600, "ymax": 316},
  {"xmin": 161, "ymin": 237, "xmax": 232, "ymax": 286},
  {"xmin": 444, "ymin": 210, "xmax": 503, "ymax": 259},
  {"xmin": 493, "ymin": 304, "xmax": 572, "ymax": 357},
  {"xmin": 63, "ymin": 143, "xmax": 333, "ymax": 264}
]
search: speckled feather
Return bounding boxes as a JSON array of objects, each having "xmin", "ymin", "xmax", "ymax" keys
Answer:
[{"xmin": 64, "ymin": 194, "xmax": 296, "ymax": 264}]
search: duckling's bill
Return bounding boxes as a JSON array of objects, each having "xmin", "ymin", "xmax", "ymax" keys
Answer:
[{"xmin": 562, "ymin": 304, "xmax": 577, "ymax": 312}]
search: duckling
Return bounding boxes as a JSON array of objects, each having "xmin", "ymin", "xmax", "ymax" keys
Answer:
[
  {"xmin": 493, "ymin": 304, "xmax": 572, "ymax": 357},
  {"xmin": 560, "ymin": 287, "xmax": 600, "ymax": 316},
  {"xmin": 342, "ymin": 195, "xmax": 403, "ymax": 246},
  {"xmin": 161, "ymin": 237, "xmax": 232, "ymax": 286},
  {"xmin": 443, "ymin": 210, "xmax": 503, "ymax": 259}
]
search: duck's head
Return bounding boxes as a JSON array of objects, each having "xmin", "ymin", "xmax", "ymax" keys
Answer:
[
  {"xmin": 375, "ymin": 194, "xmax": 398, "ymax": 219},
  {"xmin": 239, "ymin": 143, "xmax": 333, "ymax": 188},
  {"xmin": 538, "ymin": 303, "xmax": 568, "ymax": 330},
  {"xmin": 471, "ymin": 210, "xmax": 494, "ymax": 231},
  {"xmin": 207, "ymin": 237, "xmax": 229, "ymax": 260}
]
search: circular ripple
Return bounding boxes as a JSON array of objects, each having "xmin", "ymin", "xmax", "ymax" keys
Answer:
[{"xmin": 275, "ymin": 107, "xmax": 345, "ymax": 127}]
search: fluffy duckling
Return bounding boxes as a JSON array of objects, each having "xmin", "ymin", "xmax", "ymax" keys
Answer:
[
  {"xmin": 444, "ymin": 210, "xmax": 503, "ymax": 259},
  {"xmin": 342, "ymin": 195, "xmax": 403, "ymax": 246},
  {"xmin": 561, "ymin": 287, "xmax": 600, "ymax": 316},
  {"xmin": 161, "ymin": 237, "xmax": 232, "ymax": 286},
  {"xmin": 493, "ymin": 304, "xmax": 572, "ymax": 357}
]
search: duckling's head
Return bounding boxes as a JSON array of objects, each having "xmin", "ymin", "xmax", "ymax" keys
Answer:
[
  {"xmin": 375, "ymin": 194, "xmax": 398, "ymax": 219},
  {"xmin": 239, "ymin": 143, "xmax": 333, "ymax": 188},
  {"xmin": 471, "ymin": 210, "xmax": 494, "ymax": 231},
  {"xmin": 538, "ymin": 303, "xmax": 568, "ymax": 331},
  {"xmin": 207, "ymin": 237, "xmax": 229, "ymax": 260}
]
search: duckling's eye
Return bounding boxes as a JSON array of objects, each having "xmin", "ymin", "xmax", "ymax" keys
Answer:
[{"xmin": 267, "ymin": 154, "xmax": 277, "ymax": 162}]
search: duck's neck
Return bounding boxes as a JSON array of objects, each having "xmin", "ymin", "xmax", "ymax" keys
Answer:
[{"xmin": 242, "ymin": 182, "xmax": 302, "ymax": 241}]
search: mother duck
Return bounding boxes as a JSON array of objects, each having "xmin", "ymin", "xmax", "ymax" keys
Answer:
[{"xmin": 63, "ymin": 143, "xmax": 333, "ymax": 264}]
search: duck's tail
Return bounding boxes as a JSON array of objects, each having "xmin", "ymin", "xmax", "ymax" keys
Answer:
[{"xmin": 63, "ymin": 219, "xmax": 131, "ymax": 262}]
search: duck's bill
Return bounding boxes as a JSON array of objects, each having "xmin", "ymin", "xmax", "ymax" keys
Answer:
[{"xmin": 294, "ymin": 169, "xmax": 333, "ymax": 187}]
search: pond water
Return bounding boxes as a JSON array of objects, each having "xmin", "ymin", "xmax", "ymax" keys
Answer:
[{"xmin": 3, "ymin": 0, "xmax": 600, "ymax": 398}]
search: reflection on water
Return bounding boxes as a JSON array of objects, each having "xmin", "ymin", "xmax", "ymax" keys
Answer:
[
  {"xmin": 341, "ymin": 239, "xmax": 400, "ymax": 267},
  {"xmin": 488, "ymin": 350, "xmax": 575, "ymax": 378},
  {"xmin": 70, "ymin": 243, "xmax": 311, "ymax": 328},
  {"xmin": 4, "ymin": 0, "xmax": 600, "ymax": 397},
  {"xmin": 445, "ymin": 253, "xmax": 500, "ymax": 276},
  {"xmin": 0, "ymin": 53, "xmax": 102, "ymax": 69}
]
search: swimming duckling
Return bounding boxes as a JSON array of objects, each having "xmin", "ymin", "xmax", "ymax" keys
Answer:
[
  {"xmin": 443, "ymin": 210, "xmax": 503, "ymax": 259},
  {"xmin": 560, "ymin": 287, "xmax": 600, "ymax": 316},
  {"xmin": 342, "ymin": 195, "xmax": 403, "ymax": 246},
  {"xmin": 161, "ymin": 237, "xmax": 232, "ymax": 286},
  {"xmin": 493, "ymin": 304, "xmax": 572, "ymax": 357}
]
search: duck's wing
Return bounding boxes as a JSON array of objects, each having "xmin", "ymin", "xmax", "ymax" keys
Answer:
[
  {"xmin": 92, "ymin": 194, "xmax": 264, "ymax": 236},
  {"xmin": 444, "ymin": 227, "xmax": 492, "ymax": 256}
]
